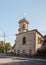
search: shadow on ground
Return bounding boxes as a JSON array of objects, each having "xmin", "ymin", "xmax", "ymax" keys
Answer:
[{"xmin": 0, "ymin": 60, "xmax": 46, "ymax": 65}]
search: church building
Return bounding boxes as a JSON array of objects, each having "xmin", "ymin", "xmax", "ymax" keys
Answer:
[{"xmin": 15, "ymin": 18, "xmax": 44, "ymax": 56}]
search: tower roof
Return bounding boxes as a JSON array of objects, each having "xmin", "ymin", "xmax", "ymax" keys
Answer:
[{"xmin": 18, "ymin": 18, "xmax": 29, "ymax": 24}]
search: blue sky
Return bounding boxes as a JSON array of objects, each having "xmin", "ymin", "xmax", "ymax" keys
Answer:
[{"xmin": 0, "ymin": 0, "xmax": 46, "ymax": 45}]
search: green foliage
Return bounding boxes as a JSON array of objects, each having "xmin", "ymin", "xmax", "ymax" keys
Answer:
[
  {"xmin": 0, "ymin": 41, "xmax": 4, "ymax": 53},
  {"xmin": 5, "ymin": 42, "xmax": 12, "ymax": 53},
  {"xmin": 37, "ymin": 47, "xmax": 46, "ymax": 55},
  {"xmin": 0, "ymin": 41, "xmax": 12, "ymax": 53}
]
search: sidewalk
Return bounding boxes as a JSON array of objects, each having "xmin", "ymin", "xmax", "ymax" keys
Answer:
[{"xmin": 12, "ymin": 56, "xmax": 46, "ymax": 62}]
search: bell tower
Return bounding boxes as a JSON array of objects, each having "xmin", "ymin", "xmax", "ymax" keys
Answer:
[{"xmin": 18, "ymin": 18, "xmax": 29, "ymax": 33}]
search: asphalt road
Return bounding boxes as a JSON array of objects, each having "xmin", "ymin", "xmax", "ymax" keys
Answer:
[{"xmin": 0, "ymin": 54, "xmax": 46, "ymax": 65}]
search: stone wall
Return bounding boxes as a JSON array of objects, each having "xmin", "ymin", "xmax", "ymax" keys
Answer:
[{"xmin": 15, "ymin": 30, "xmax": 36, "ymax": 55}]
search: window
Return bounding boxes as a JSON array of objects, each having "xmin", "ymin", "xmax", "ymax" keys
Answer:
[
  {"xmin": 38, "ymin": 37, "xmax": 43, "ymax": 44},
  {"xmin": 22, "ymin": 50, "xmax": 25, "ymax": 55},
  {"xmin": 23, "ymin": 37, "xmax": 26, "ymax": 44},
  {"xmin": 29, "ymin": 50, "xmax": 32, "ymax": 53},
  {"xmin": 21, "ymin": 50, "xmax": 25, "ymax": 56},
  {"xmin": 23, "ymin": 50, "xmax": 25, "ymax": 53},
  {"xmin": 22, "ymin": 24, "xmax": 25, "ymax": 28},
  {"xmin": 17, "ymin": 50, "xmax": 20, "ymax": 55},
  {"xmin": 29, "ymin": 50, "xmax": 32, "ymax": 56}
]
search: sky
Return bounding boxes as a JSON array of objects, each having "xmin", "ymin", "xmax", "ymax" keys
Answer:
[{"xmin": 0, "ymin": 0, "xmax": 46, "ymax": 45}]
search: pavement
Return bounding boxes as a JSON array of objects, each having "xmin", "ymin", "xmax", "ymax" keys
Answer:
[{"xmin": 0, "ymin": 53, "xmax": 46, "ymax": 65}]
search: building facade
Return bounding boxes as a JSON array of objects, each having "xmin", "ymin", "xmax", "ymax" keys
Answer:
[{"xmin": 15, "ymin": 18, "xmax": 44, "ymax": 56}]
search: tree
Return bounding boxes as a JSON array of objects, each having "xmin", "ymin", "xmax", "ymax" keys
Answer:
[
  {"xmin": 37, "ymin": 47, "xmax": 46, "ymax": 56},
  {"xmin": 5, "ymin": 42, "xmax": 12, "ymax": 53},
  {"xmin": 0, "ymin": 41, "xmax": 4, "ymax": 53}
]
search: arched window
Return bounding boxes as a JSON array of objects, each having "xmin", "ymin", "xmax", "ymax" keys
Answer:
[
  {"xmin": 23, "ymin": 37, "xmax": 26, "ymax": 44},
  {"xmin": 22, "ymin": 24, "xmax": 25, "ymax": 28}
]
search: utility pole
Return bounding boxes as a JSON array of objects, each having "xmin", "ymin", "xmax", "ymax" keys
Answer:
[
  {"xmin": 3, "ymin": 32, "xmax": 6, "ymax": 53},
  {"xmin": 0, "ymin": 27, "xmax": 6, "ymax": 45},
  {"xmin": 0, "ymin": 27, "xmax": 6, "ymax": 52},
  {"xmin": 4, "ymin": 32, "xmax": 5, "ymax": 45}
]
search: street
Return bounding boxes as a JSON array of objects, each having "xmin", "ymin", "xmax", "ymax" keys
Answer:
[{"xmin": 0, "ymin": 54, "xmax": 46, "ymax": 65}]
